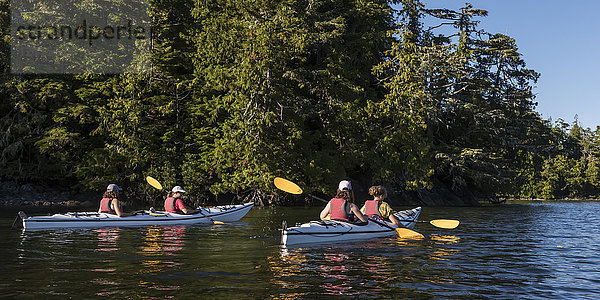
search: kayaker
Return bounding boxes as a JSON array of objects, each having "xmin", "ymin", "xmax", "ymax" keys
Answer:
[
  {"xmin": 319, "ymin": 180, "xmax": 368, "ymax": 223},
  {"xmin": 164, "ymin": 186, "xmax": 199, "ymax": 214},
  {"xmin": 360, "ymin": 185, "xmax": 401, "ymax": 226},
  {"xmin": 98, "ymin": 184, "xmax": 131, "ymax": 217}
]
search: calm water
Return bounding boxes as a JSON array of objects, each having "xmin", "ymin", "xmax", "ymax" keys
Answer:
[{"xmin": 1, "ymin": 201, "xmax": 599, "ymax": 299}]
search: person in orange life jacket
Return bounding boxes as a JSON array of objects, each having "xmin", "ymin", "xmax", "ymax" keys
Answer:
[
  {"xmin": 360, "ymin": 185, "xmax": 401, "ymax": 226},
  {"xmin": 164, "ymin": 186, "xmax": 199, "ymax": 214},
  {"xmin": 319, "ymin": 180, "xmax": 368, "ymax": 222},
  {"xmin": 98, "ymin": 184, "xmax": 131, "ymax": 217}
]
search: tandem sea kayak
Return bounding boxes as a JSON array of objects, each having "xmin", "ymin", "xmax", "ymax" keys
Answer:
[
  {"xmin": 281, "ymin": 207, "xmax": 421, "ymax": 247},
  {"xmin": 18, "ymin": 202, "xmax": 254, "ymax": 230}
]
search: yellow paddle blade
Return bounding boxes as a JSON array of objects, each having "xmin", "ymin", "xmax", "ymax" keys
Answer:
[
  {"xmin": 429, "ymin": 219, "xmax": 460, "ymax": 229},
  {"xmin": 146, "ymin": 176, "xmax": 163, "ymax": 190},
  {"xmin": 274, "ymin": 177, "xmax": 303, "ymax": 195},
  {"xmin": 213, "ymin": 221, "xmax": 225, "ymax": 225},
  {"xmin": 396, "ymin": 228, "xmax": 424, "ymax": 239}
]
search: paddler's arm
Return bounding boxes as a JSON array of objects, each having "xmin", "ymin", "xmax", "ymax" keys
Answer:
[
  {"xmin": 319, "ymin": 201, "xmax": 331, "ymax": 220},
  {"xmin": 182, "ymin": 207, "xmax": 199, "ymax": 214},
  {"xmin": 381, "ymin": 202, "xmax": 401, "ymax": 227},
  {"xmin": 178, "ymin": 199, "xmax": 198, "ymax": 214},
  {"xmin": 112, "ymin": 199, "xmax": 131, "ymax": 217},
  {"xmin": 350, "ymin": 203, "xmax": 368, "ymax": 222},
  {"xmin": 389, "ymin": 214, "xmax": 401, "ymax": 227}
]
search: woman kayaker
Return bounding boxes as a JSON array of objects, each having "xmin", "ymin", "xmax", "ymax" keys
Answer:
[
  {"xmin": 98, "ymin": 184, "xmax": 131, "ymax": 217},
  {"xmin": 164, "ymin": 186, "xmax": 198, "ymax": 214},
  {"xmin": 360, "ymin": 185, "xmax": 401, "ymax": 226},
  {"xmin": 319, "ymin": 180, "xmax": 368, "ymax": 222}
]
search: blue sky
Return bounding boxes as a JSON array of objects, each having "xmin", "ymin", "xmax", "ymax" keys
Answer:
[{"xmin": 418, "ymin": 0, "xmax": 600, "ymax": 129}]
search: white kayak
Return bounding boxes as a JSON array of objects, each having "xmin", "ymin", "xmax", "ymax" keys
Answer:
[
  {"xmin": 281, "ymin": 207, "xmax": 421, "ymax": 247},
  {"xmin": 19, "ymin": 202, "xmax": 254, "ymax": 230}
]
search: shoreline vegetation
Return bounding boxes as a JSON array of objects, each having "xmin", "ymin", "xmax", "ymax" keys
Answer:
[
  {"xmin": 1, "ymin": 180, "xmax": 598, "ymax": 211},
  {"xmin": 2, "ymin": 1, "xmax": 600, "ymax": 208}
]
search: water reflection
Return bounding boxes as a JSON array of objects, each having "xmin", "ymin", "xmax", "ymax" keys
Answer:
[
  {"xmin": 91, "ymin": 228, "xmax": 120, "ymax": 297},
  {"xmin": 268, "ymin": 248, "xmax": 307, "ymax": 296},
  {"xmin": 162, "ymin": 226, "xmax": 186, "ymax": 253},
  {"xmin": 272, "ymin": 242, "xmax": 403, "ymax": 297},
  {"xmin": 270, "ymin": 234, "xmax": 467, "ymax": 297},
  {"xmin": 95, "ymin": 227, "xmax": 120, "ymax": 252},
  {"xmin": 139, "ymin": 226, "xmax": 187, "ymax": 273},
  {"xmin": 319, "ymin": 253, "xmax": 353, "ymax": 295},
  {"xmin": 429, "ymin": 234, "xmax": 461, "ymax": 262},
  {"xmin": 136, "ymin": 226, "xmax": 187, "ymax": 296},
  {"xmin": 394, "ymin": 237, "xmax": 426, "ymax": 247}
]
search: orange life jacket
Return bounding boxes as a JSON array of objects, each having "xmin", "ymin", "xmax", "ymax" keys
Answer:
[
  {"xmin": 164, "ymin": 197, "xmax": 184, "ymax": 213},
  {"xmin": 99, "ymin": 198, "xmax": 115, "ymax": 213},
  {"xmin": 364, "ymin": 200, "xmax": 381, "ymax": 218},
  {"xmin": 329, "ymin": 198, "xmax": 349, "ymax": 220}
]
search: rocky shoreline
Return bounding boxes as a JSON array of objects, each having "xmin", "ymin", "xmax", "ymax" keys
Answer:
[{"xmin": 0, "ymin": 181, "xmax": 97, "ymax": 209}]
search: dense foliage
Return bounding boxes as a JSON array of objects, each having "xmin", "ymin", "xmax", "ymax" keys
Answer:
[{"xmin": 1, "ymin": 0, "xmax": 597, "ymax": 205}]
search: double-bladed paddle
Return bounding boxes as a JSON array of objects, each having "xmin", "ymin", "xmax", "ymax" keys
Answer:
[
  {"xmin": 273, "ymin": 177, "xmax": 328, "ymax": 202},
  {"xmin": 274, "ymin": 177, "xmax": 428, "ymax": 239},
  {"xmin": 146, "ymin": 176, "xmax": 224, "ymax": 225}
]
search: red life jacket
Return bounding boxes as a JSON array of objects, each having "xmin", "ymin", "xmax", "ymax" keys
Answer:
[
  {"xmin": 165, "ymin": 197, "xmax": 183, "ymax": 213},
  {"xmin": 329, "ymin": 198, "xmax": 349, "ymax": 220},
  {"xmin": 364, "ymin": 200, "xmax": 381, "ymax": 218},
  {"xmin": 99, "ymin": 198, "xmax": 115, "ymax": 213}
]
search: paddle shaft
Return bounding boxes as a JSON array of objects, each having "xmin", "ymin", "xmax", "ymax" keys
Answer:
[
  {"xmin": 402, "ymin": 220, "xmax": 431, "ymax": 223},
  {"xmin": 11, "ymin": 211, "xmax": 27, "ymax": 230},
  {"xmin": 307, "ymin": 194, "xmax": 328, "ymax": 203},
  {"xmin": 368, "ymin": 217, "xmax": 396, "ymax": 231},
  {"xmin": 11, "ymin": 214, "xmax": 21, "ymax": 230}
]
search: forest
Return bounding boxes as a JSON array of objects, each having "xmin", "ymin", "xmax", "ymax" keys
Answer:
[{"xmin": 1, "ymin": 0, "xmax": 599, "ymax": 207}]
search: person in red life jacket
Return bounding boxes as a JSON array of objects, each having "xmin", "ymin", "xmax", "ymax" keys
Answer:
[
  {"xmin": 164, "ymin": 186, "xmax": 199, "ymax": 214},
  {"xmin": 98, "ymin": 184, "xmax": 131, "ymax": 217},
  {"xmin": 360, "ymin": 185, "xmax": 401, "ymax": 226},
  {"xmin": 319, "ymin": 180, "xmax": 368, "ymax": 222}
]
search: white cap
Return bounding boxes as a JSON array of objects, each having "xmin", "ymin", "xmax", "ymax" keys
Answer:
[
  {"xmin": 107, "ymin": 184, "xmax": 122, "ymax": 191},
  {"xmin": 338, "ymin": 180, "xmax": 352, "ymax": 191},
  {"xmin": 172, "ymin": 186, "xmax": 186, "ymax": 193}
]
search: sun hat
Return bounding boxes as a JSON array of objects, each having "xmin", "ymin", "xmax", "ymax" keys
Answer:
[
  {"xmin": 338, "ymin": 180, "xmax": 352, "ymax": 191},
  {"xmin": 106, "ymin": 184, "xmax": 122, "ymax": 191},
  {"xmin": 172, "ymin": 186, "xmax": 186, "ymax": 193}
]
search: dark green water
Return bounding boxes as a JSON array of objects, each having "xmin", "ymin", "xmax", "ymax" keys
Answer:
[{"xmin": 1, "ymin": 201, "xmax": 599, "ymax": 299}]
